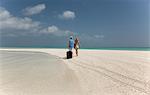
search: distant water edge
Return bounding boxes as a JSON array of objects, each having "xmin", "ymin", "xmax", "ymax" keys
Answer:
[
  {"xmin": 81, "ymin": 47, "xmax": 150, "ymax": 51},
  {"xmin": 0, "ymin": 47, "xmax": 150, "ymax": 51}
]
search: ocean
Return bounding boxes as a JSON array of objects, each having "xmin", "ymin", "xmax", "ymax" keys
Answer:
[
  {"xmin": 0, "ymin": 47, "xmax": 150, "ymax": 51},
  {"xmin": 81, "ymin": 47, "xmax": 150, "ymax": 51}
]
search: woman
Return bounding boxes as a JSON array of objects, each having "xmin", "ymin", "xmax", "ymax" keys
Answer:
[{"xmin": 74, "ymin": 37, "xmax": 80, "ymax": 56}]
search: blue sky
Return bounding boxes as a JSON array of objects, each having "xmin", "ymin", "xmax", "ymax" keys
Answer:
[{"xmin": 0, "ymin": 0, "xmax": 149, "ymax": 48}]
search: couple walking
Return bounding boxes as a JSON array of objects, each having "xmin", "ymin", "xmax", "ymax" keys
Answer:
[{"xmin": 68, "ymin": 36, "xmax": 80, "ymax": 56}]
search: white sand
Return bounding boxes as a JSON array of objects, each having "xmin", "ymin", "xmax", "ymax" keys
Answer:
[{"xmin": 0, "ymin": 48, "xmax": 150, "ymax": 95}]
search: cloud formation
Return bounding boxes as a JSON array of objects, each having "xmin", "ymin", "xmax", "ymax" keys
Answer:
[
  {"xmin": 0, "ymin": 7, "xmax": 71, "ymax": 37},
  {"xmin": 59, "ymin": 11, "xmax": 75, "ymax": 20},
  {"xmin": 40, "ymin": 25, "xmax": 70, "ymax": 36},
  {"xmin": 94, "ymin": 34, "xmax": 104, "ymax": 39},
  {"xmin": 0, "ymin": 7, "xmax": 40, "ymax": 31},
  {"xmin": 23, "ymin": 4, "xmax": 46, "ymax": 16}
]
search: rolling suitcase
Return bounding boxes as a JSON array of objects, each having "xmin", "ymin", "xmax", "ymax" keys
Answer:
[{"xmin": 67, "ymin": 51, "xmax": 72, "ymax": 59}]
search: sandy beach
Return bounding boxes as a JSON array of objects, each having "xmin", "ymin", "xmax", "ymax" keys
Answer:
[{"xmin": 0, "ymin": 48, "xmax": 150, "ymax": 95}]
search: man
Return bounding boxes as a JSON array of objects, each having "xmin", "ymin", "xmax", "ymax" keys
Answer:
[
  {"xmin": 66, "ymin": 36, "xmax": 74, "ymax": 59},
  {"xmin": 68, "ymin": 36, "xmax": 74, "ymax": 51}
]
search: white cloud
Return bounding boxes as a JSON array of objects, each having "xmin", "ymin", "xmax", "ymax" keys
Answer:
[
  {"xmin": 94, "ymin": 34, "xmax": 104, "ymax": 39},
  {"xmin": 40, "ymin": 25, "xmax": 71, "ymax": 36},
  {"xmin": 0, "ymin": 7, "xmax": 11, "ymax": 20},
  {"xmin": 0, "ymin": 7, "xmax": 40, "ymax": 31},
  {"xmin": 0, "ymin": 7, "xmax": 71, "ymax": 37},
  {"xmin": 59, "ymin": 10, "xmax": 75, "ymax": 20},
  {"xmin": 23, "ymin": 4, "xmax": 46, "ymax": 16},
  {"xmin": 39, "ymin": 25, "xmax": 58, "ymax": 34},
  {"xmin": 48, "ymin": 25, "xmax": 59, "ymax": 33}
]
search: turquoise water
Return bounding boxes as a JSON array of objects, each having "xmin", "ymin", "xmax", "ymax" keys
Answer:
[
  {"xmin": 81, "ymin": 47, "xmax": 150, "ymax": 51},
  {"xmin": 0, "ymin": 47, "xmax": 150, "ymax": 51}
]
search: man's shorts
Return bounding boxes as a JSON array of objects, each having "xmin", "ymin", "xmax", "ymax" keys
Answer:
[{"xmin": 69, "ymin": 48, "xmax": 73, "ymax": 51}]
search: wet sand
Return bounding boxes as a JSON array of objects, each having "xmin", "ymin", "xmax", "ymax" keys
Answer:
[{"xmin": 0, "ymin": 48, "xmax": 150, "ymax": 95}]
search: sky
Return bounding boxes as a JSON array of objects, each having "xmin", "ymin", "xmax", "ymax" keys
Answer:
[{"xmin": 0, "ymin": 0, "xmax": 149, "ymax": 48}]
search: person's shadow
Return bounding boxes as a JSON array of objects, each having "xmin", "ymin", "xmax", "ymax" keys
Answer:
[
  {"xmin": 60, "ymin": 56, "xmax": 74, "ymax": 60},
  {"xmin": 62, "ymin": 57, "xmax": 67, "ymax": 59},
  {"xmin": 57, "ymin": 56, "xmax": 76, "ymax": 60}
]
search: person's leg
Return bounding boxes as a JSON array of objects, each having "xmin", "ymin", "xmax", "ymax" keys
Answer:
[
  {"xmin": 77, "ymin": 49, "xmax": 78, "ymax": 56},
  {"xmin": 76, "ymin": 48, "xmax": 78, "ymax": 56},
  {"xmin": 71, "ymin": 48, "xmax": 73, "ymax": 55},
  {"xmin": 69, "ymin": 48, "xmax": 72, "ymax": 51},
  {"xmin": 75, "ymin": 49, "xmax": 77, "ymax": 56}
]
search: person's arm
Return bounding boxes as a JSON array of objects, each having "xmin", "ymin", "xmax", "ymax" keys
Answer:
[
  {"xmin": 68, "ymin": 41, "xmax": 70, "ymax": 49},
  {"xmin": 78, "ymin": 40, "xmax": 80, "ymax": 48}
]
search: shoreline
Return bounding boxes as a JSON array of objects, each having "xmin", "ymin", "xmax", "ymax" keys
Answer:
[{"xmin": 0, "ymin": 47, "xmax": 150, "ymax": 51}]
